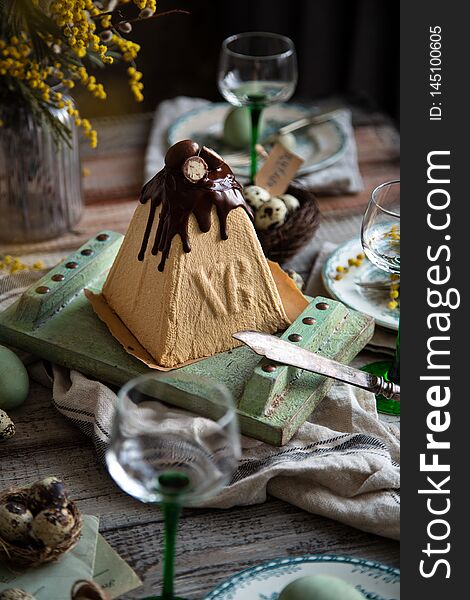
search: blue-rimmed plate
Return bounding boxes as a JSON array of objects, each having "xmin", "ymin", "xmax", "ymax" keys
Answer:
[
  {"xmin": 203, "ymin": 554, "xmax": 400, "ymax": 600},
  {"xmin": 322, "ymin": 238, "xmax": 400, "ymax": 331},
  {"xmin": 167, "ymin": 103, "xmax": 347, "ymax": 179}
]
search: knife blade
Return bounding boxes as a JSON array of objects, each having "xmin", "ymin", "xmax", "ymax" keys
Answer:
[
  {"xmin": 276, "ymin": 108, "xmax": 344, "ymax": 136},
  {"xmin": 233, "ymin": 330, "xmax": 400, "ymax": 401}
]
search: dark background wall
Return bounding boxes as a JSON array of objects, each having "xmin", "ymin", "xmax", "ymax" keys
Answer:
[{"xmin": 76, "ymin": 0, "xmax": 399, "ymax": 122}]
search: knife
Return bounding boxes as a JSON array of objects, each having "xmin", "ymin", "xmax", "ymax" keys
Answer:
[
  {"xmin": 233, "ymin": 330, "xmax": 400, "ymax": 401},
  {"xmin": 275, "ymin": 108, "xmax": 344, "ymax": 137}
]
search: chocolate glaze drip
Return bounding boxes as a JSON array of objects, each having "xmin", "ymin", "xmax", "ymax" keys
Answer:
[{"xmin": 138, "ymin": 145, "xmax": 252, "ymax": 272}]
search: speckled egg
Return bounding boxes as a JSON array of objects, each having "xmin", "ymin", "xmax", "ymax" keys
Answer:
[
  {"xmin": 0, "ymin": 500, "xmax": 33, "ymax": 543},
  {"xmin": 243, "ymin": 185, "xmax": 271, "ymax": 209},
  {"xmin": 0, "ymin": 345, "xmax": 29, "ymax": 410},
  {"xmin": 279, "ymin": 193, "xmax": 300, "ymax": 214},
  {"xmin": 31, "ymin": 507, "xmax": 75, "ymax": 547},
  {"xmin": 255, "ymin": 197, "xmax": 288, "ymax": 230},
  {"xmin": 28, "ymin": 476, "xmax": 68, "ymax": 514},
  {"xmin": 5, "ymin": 491, "xmax": 29, "ymax": 506},
  {"xmin": 0, "ymin": 589, "xmax": 36, "ymax": 600},
  {"xmin": 0, "ymin": 409, "xmax": 15, "ymax": 441},
  {"xmin": 223, "ymin": 106, "xmax": 266, "ymax": 149},
  {"xmin": 278, "ymin": 575, "xmax": 366, "ymax": 600}
]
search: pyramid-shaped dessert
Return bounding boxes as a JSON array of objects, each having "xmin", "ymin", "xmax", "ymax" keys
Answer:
[{"xmin": 102, "ymin": 140, "xmax": 290, "ymax": 367}]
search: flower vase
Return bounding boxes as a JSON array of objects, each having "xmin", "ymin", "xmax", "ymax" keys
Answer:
[{"xmin": 0, "ymin": 103, "xmax": 83, "ymax": 244}]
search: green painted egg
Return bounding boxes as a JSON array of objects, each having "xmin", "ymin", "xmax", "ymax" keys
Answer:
[
  {"xmin": 0, "ymin": 345, "xmax": 29, "ymax": 410},
  {"xmin": 278, "ymin": 575, "xmax": 365, "ymax": 600},
  {"xmin": 223, "ymin": 107, "xmax": 266, "ymax": 149}
]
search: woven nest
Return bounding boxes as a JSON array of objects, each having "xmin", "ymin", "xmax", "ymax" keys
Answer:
[
  {"xmin": 0, "ymin": 487, "xmax": 83, "ymax": 568},
  {"xmin": 256, "ymin": 183, "xmax": 320, "ymax": 263}
]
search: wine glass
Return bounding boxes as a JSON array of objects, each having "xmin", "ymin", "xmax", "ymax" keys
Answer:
[
  {"xmin": 361, "ymin": 180, "xmax": 400, "ymax": 415},
  {"xmin": 106, "ymin": 373, "xmax": 241, "ymax": 600},
  {"xmin": 218, "ymin": 32, "xmax": 298, "ymax": 183}
]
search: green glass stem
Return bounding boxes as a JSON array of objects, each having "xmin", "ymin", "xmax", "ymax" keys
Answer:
[
  {"xmin": 142, "ymin": 499, "xmax": 185, "ymax": 600},
  {"xmin": 248, "ymin": 103, "xmax": 263, "ymax": 184},
  {"xmin": 161, "ymin": 500, "xmax": 181, "ymax": 599}
]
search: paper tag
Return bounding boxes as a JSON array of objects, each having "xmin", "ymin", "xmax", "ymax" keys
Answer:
[
  {"xmin": 93, "ymin": 535, "xmax": 142, "ymax": 599},
  {"xmin": 255, "ymin": 143, "xmax": 304, "ymax": 196}
]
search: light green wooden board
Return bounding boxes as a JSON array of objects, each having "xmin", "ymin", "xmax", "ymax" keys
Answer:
[{"xmin": 0, "ymin": 231, "xmax": 374, "ymax": 445}]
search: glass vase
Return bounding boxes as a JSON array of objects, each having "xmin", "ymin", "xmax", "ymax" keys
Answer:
[{"xmin": 0, "ymin": 102, "xmax": 83, "ymax": 243}]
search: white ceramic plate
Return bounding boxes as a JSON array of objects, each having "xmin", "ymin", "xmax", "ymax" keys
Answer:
[
  {"xmin": 203, "ymin": 554, "xmax": 400, "ymax": 600},
  {"xmin": 322, "ymin": 238, "xmax": 399, "ymax": 331},
  {"xmin": 167, "ymin": 103, "xmax": 347, "ymax": 179}
]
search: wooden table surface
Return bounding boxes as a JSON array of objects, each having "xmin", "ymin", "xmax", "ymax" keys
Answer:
[{"xmin": 0, "ymin": 105, "xmax": 400, "ymax": 599}]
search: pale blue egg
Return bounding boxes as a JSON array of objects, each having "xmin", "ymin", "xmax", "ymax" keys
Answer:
[
  {"xmin": 0, "ymin": 345, "xmax": 29, "ymax": 410},
  {"xmin": 223, "ymin": 107, "xmax": 266, "ymax": 149},
  {"xmin": 278, "ymin": 575, "xmax": 365, "ymax": 600}
]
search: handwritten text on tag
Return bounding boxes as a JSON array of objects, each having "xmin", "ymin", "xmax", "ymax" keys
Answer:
[{"xmin": 255, "ymin": 143, "xmax": 304, "ymax": 196}]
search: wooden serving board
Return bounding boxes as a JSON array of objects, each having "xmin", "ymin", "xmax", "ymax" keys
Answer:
[{"xmin": 0, "ymin": 231, "xmax": 374, "ymax": 445}]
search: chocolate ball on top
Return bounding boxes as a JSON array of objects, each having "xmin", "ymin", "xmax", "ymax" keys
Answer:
[
  {"xmin": 164, "ymin": 139, "xmax": 200, "ymax": 170},
  {"xmin": 164, "ymin": 140, "xmax": 225, "ymax": 183},
  {"xmin": 140, "ymin": 139, "xmax": 251, "ymax": 272}
]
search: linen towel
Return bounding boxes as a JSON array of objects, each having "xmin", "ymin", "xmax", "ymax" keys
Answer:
[{"xmin": 49, "ymin": 367, "xmax": 399, "ymax": 539}]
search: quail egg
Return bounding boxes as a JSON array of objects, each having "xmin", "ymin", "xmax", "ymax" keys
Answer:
[
  {"xmin": 278, "ymin": 193, "xmax": 300, "ymax": 214},
  {"xmin": 0, "ymin": 409, "xmax": 15, "ymax": 441},
  {"xmin": 255, "ymin": 197, "xmax": 288, "ymax": 230},
  {"xmin": 31, "ymin": 507, "xmax": 75, "ymax": 547},
  {"xmin": 243, "ymin": 185, "xmax": 271, "ymax": 209},
  {"xmin": 28, "ymin": 476, "xmax": 68, "ymax": 514},
  {"xmin": 0, "ymin": 500, "xmax": 33, "ymax": 543}
]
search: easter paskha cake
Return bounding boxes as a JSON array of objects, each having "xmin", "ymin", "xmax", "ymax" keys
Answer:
[{"xmin": 102, "ymin": 140, "xmax": 291, "ymax": 368}]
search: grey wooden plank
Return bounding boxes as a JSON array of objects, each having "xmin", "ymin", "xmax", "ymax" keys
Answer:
[
  {"xmin": 106, "ymin": 502, "xmax": 399, "ymax": 599},
  {"xmin": 0, "ymin": 381, "xmax": 399, "ymax": 599},
  {"xmin": 1, "ymin": 380, "xmax": 83, "ymax": 451}
]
